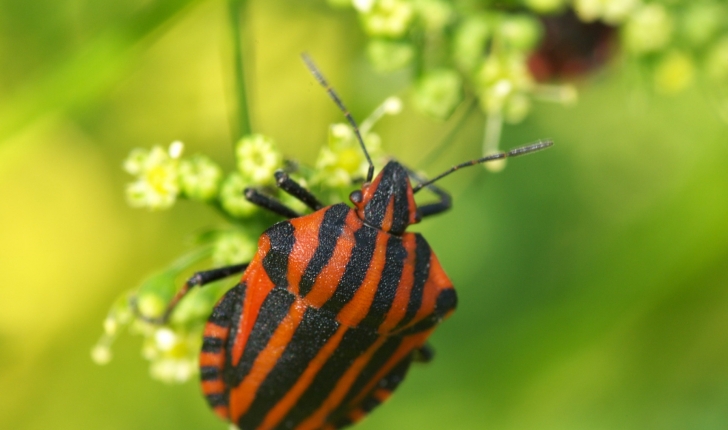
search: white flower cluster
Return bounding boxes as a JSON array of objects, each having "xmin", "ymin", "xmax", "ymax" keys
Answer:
[
  {"xmin": 99, "ymin": 97, "xmax": 402, "ymax": 383},
  {"xmin": 312, "ymin": 97, "xmax": 398, "ymax": 188},
  {"xmin": 124, "ymin": 142, "xmax": 183, "ymax": 210}
]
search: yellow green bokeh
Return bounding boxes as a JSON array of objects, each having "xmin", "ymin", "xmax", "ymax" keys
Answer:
[{"xmin": 2, "ymin": 1, "xmax": 728, "ymax": 429}]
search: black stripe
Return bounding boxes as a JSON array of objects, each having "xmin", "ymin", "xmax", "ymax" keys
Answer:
[
  {"xmin": 201, "ymin": 336, "xmax": 224, "ymax": 353},
  {"xmin": 332, "ymin": 416, "xmax": 353, "ymax": 429},
  {"xmin": 331, "ymin": 351, "xmax": 411, "ymax": 427},
  {"xmin": 332, "ymin": 336, "xmax": 402, "ymax": 419},
  {"xmin": 377, "ymin": 356, "xmax": 411, "ymax": 390},
  {"xmin": 322, "ymin": 224, "xmax": 379, "ymax": 315},
  {"xmin": 300, "ymin": 204, "xmax": 350, "ymax": 297},
  {"xmin": 277, "ymin": 327, "xmax": 380, "ymax": 429},
  {"xmin": 361, "ymin": 397, "xmax": 380, "ymax": 412},
  {"xmin": 359, "ymin": 357, "xmax": 411, "ymax": 413},
  {"xmin": 364, "ymin": 173, "xmax": 392, "ymax": 230},
  {"xmin": 223, "ymin": 284, "xmax": 247, "ymax": 385},
  {"xmin": 364, "ymin": 162, "xmax": 411, "ymax": 234},
  {"xmin": 202, "ymin": 283, "xmax": 245, "ymax": 412},
  {"xmin": 235, "ymin": 306, "xmax": 340, "ymax": 430},
  {"xmin": 226, "ymin": 287, "xmax": 296, "ymax": 387},
  {"xmin": 262, "ymin": 221, "xmax": 296, "ymax": 287},
  {"xmin": 397, "ymin": 288, "xmax": 457, "ymax": 335},
  {"xmin": 359, "ymin": 235, "xmax": 407, "ymax": 329},
  {"xmin": 359, "ymin": 357, "xmax": 412, "ymax": 413},
  {"xmin": 205, "ymin": 393, "xmax": 228, "ymax": 407},
  {"xmin": 390, "ymin": 164, "xmax": 411, "ymax": 234},
  {"xmin": 207, "ymin": 281, "xmax": 245, "ymax": 327},
  {"xmin": 395, "ymin": 234, "xmax": 430, "ymax": 330},
  {"xmin": 435, "ymin": 288, "xmax": 457, "ymax": 317},
  {"xmin": 395, "ymin": 314, "xmax": 438, "ymax": 335},
  {"xmin": 200, "ymin": 366, "xmax": 220, "ymax": 381}
]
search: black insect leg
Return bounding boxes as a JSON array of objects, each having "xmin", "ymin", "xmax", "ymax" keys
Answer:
[
  {"xmin": 274, "ymin": 170, "xmax": 324, "ymax": 211},
  {"xmin": 134, "ymin": 263, "xmax": 249, "ymax": 325},
  {"xmin": 244, "ymin": 188, "xmax": 302, "ymax": 219},
  {"xmin": 416, "ymin": 182, "xmax": 451, "ymax": 218},
  {"xmin": 412, "ymin": 343, "xmax": 435, "ymax": 363},
  {"xmin": 403, "ymin": 166, "xmax": 452, "ymax": 218}
]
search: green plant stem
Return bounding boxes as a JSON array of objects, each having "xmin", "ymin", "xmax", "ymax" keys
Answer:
[{"xmin": 228, "ymin": 0, "xmax": 252, "ymax": 139}]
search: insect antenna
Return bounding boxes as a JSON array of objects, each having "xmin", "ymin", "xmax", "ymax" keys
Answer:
[
  {"xmin": 412, "ymin": 140, "xmax": 554, "ymax": 193},
  {"xmin": 301, "ymin": 53, "xmax": 375, "ymax": 183}
]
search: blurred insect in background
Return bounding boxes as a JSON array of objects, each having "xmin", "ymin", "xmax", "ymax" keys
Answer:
[
  {"xmin": 528, "ymin": 8, "xmax": 616, "ymax": 82},
  {"xmin": 140, "ymin": 55, "xmax": 552, "ymax": 430}
]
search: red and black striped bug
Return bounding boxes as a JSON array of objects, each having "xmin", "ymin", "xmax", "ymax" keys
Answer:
[{"xmin": 150, "ymin": 55, "xmax": 552, "ymax": 430}]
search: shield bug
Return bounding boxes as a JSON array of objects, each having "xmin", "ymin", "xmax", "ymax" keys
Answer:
[{"xmin": 148, "ymin": 55, "xmax": 552, "ymax": 430}]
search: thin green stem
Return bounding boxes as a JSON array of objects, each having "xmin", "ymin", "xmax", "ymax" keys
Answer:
[{"xmin": 228, "ymin": 0, "xmax": 252, "ymax": 139}]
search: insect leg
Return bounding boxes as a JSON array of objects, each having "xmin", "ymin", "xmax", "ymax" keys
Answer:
[
  {"xmin": 244, "ymin": 187, "xmax": 302, "ymax": 218},
  {"xmin": 415, "ymin": 182, "xmax": 451, "ymax": 218},
  {"xmin": 412, "ymin": 343, "xmax": 435, "ymax": 363},
  {"xmin": 135, "ymin": 263, "xmax": 249, "ymax": 325},
  {"xmin": 402, "ymin": 165, "xmax": 452, "ymax": 218},
  {"xmin": 273, "ymin": 169, "xmax": 324, "ymax": 211}
]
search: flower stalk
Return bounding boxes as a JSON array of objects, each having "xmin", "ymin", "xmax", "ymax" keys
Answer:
[{"xmin": 228, "ymin": 0, "xmax": 252, "ymax": 139}]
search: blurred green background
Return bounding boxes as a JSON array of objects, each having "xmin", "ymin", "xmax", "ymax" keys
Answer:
[{"xmin": 2, "ymin": 0, "xmax": 728, "ymax": 429}]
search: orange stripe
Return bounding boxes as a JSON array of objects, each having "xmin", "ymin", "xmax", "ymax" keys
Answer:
[
  {"xmin": 199, "ymin": 351, "xmax": 225, "ymax": 367},
  {"xmin": 336, "ymin": 230, "xmax": 389, "ymax": 327},
  {"xmin": 379, "ymin": 233, "xmax": 417, "ymax": 332},
  {"xmin": 359, "ymin": 174, "xmax": 382, "ymax": 214},
  {"xmin": 228, "ymin": 241, "xmax": 267, "ymax": 368},
  {"xmin": 373, "ymin": 388, "xmax": 391, "ymax": 402},
  {"xmin": 380, "ymin": 197, "xmax": 394, "ymax": 232},
  {"xmin": 213, "ymin": 405, "xmax": 229, "ymax": 419},
  {"xmin": 230, "ymin": 259, "xmax": 276, "ymax": 367},
  {"xmin": 228, "ymin": 298, "xmax": 308, "ymax": 424},
  {"xmin": 405, "ymin": 182, "xmax": 418, "ymax": 226},
  {"xmin": 204, "ymin": 322, "xmax": 229, "ymax": 339},
  {"xmin": 287, "ymin": 211, "xmax": 325, "ymax": 295},
  {"xmin": 295, "ymin": 338, "xmax": 387, "ymax": 430},
  {"xmin": 305, "ymin": 211, "xmax": 361, "ymax": 307},
  {"xmin": 412, "ymin": 252, "xmax": 449, "ymax": 325},
  {"xmin": 258, "ymin": 325, "xmax": 349, "ymax": 429},
  {"xmin": 201, "ymin": 379, "xmax": 226, "ymax": 394},
  {"xmin": 348, "ymin": 408, "xmax": 366, "ymax": 423}
]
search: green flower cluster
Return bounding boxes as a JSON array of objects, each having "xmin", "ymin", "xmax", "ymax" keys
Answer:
[
  {"xmin": 572, "ymin": 0, "xmax": 728, "ymax": 98},
  {"xmin": 330, "ymin": 0, "xmax": 728, "ymax": 152},
  {"xmin": 92, "ymin": 97, "xmax": 399, "ymax": 383},
  {"xmin": 615, "ymin": 1, "xmax": 728, "ymax": 102},
  {"xmin": 329, "ymin": 0, "xmax": 575, "ymax": 162},
  {"xmin": 311, "ymin": 96, "xmax": 395, "ymax": 190}
]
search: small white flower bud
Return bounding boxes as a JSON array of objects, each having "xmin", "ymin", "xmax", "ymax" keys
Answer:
[
  {"xmin": 179, "ymin": 155, "xmax": 223, "ymax": 202},
  {"xmin": 383, "ymin": 97, "xmax": 403, "ymax": 115},
  {"xmin": 103, "ymin": 317, "xmax": 118, "ymax": 336},
  {"xmin": 168, "ymin": 141, "xmax": 184, "ymax": 159},
  {"xmin": 493, "ymin": 79, "xmax": 513, "ymax": 98},
  {"xmin": 91, "ymin": 344, "xmax": 113, "ymax": 365},
  {"xmin": 154, "ymin": 328, "xmax": 178, "ymax": 352},
  {"xmin": 220, "ymin": 173, "xmax": 259, "ymax": 218},
  {"xmin": 236, "ymin": 134, "xmax": 282, "ymax": 184},
  {"xmin": 353, "ymin": 0, "xmax": 374, "ymax": 13}
]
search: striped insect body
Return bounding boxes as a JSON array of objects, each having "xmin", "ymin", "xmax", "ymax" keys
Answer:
[
  {"xmin": 150, "ymin": 55, "xmax": 552, "ymax": 430},
  {"xmin": 200, "ymin": 178, "xmax": 456, "ymax": 429}
]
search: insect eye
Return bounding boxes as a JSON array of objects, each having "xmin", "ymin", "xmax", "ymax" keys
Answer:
[{"xmin": 349, "ymin": 190, "xmax": 363, "ymax": 204}]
